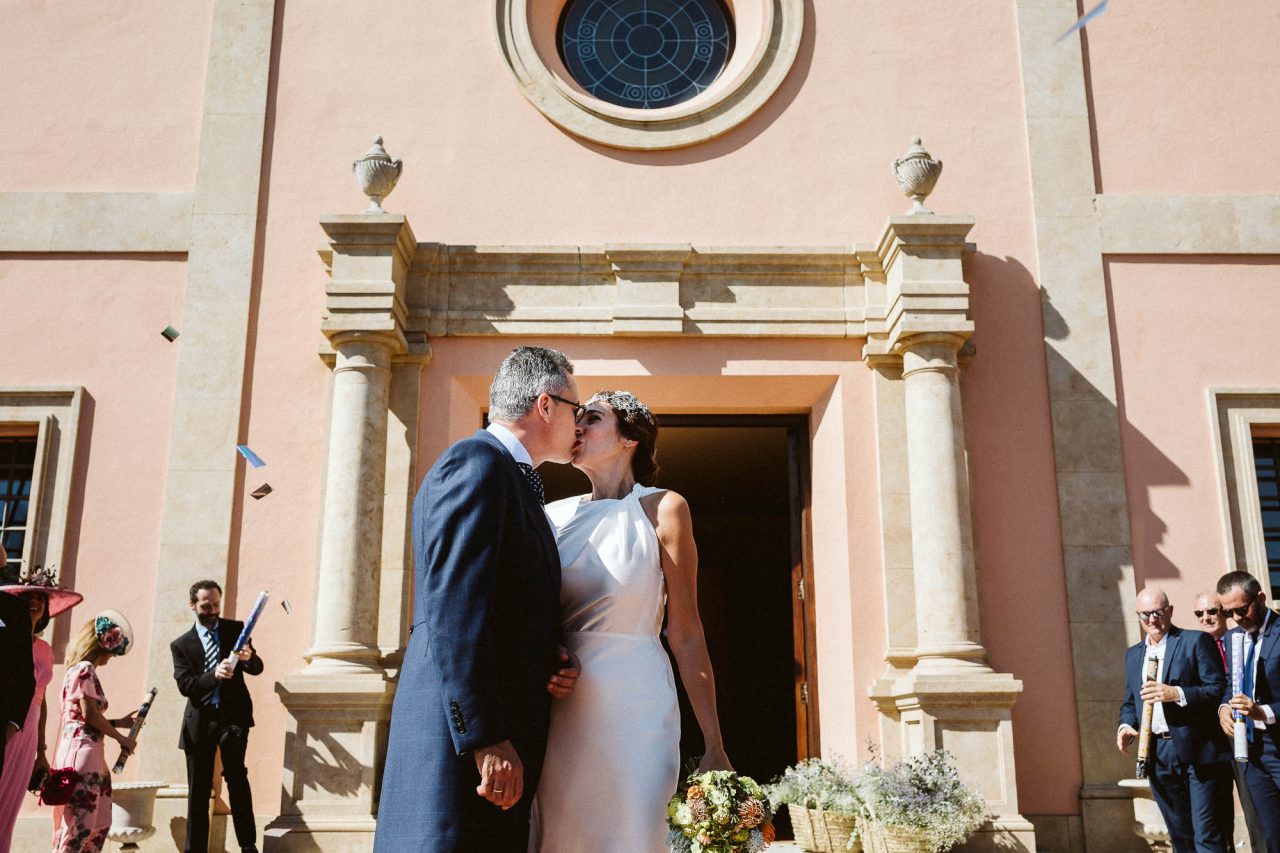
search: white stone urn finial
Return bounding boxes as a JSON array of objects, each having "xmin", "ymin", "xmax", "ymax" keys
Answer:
[
  {"xmin": 352, "ymin": 136, "xmax": 403, "ymax": 213},
  {"xmin": 892, "ymin": 136, "xmax": 943, "ymax": 215}
]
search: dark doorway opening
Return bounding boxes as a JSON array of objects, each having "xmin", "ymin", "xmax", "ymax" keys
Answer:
[{"xmin": 540, "ymin": 415, "xmax": 818, "ymax": 796}]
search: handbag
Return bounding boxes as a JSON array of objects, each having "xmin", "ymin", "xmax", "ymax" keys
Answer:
[{"xmin": 38, "ymin": 767, "xmax": 78, "ymax": 806}]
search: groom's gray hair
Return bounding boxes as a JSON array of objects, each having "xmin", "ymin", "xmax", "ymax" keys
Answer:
[{"xmin": 488, "ymin": 346, "xmax": 575, "ymax": 422}]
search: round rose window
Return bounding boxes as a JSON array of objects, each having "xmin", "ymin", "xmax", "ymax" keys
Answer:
[{"xmin": 558, "ymin": 0, "xmax": 734, "ymax": 109}]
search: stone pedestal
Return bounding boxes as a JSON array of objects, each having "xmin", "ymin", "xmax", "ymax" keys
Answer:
[
  {"xmin": 269, "ymin": 214, "xmax": 415, "ymax": 849},
  {"xmin": 1116, "ymin": 779, "xmax": 1171, "ymax": 852},
  {"xmin": 865, "ymin": 216, "xmax": 1035, "ymax": 852}
]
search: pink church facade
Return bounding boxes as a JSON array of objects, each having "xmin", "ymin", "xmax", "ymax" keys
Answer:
[{"xmin": 2, "ymin": 1, "xmax": 1278, "ymax": 849}]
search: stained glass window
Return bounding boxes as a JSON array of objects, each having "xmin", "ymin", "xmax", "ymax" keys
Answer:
[{"xmin": 559, "ymin": 0, "xmax": 733, "ymax": 110}]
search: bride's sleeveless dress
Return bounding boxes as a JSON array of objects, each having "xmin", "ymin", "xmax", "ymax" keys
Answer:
[{"xmin": 529, "ymin": 484, "xmax": 680, "ymax": 852}]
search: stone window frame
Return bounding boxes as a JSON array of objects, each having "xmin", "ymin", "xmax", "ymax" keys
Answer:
[
  {"xmin": 494, "ymin": 0, "xmax": 804, "ymax": 150},
  {"xmin": 0, "ymin": 388, "xmax": 83, "ymax": 579},
  {"xmin": 1211, "ymin": 390, "xmax": 1280, "ymax": 598}
]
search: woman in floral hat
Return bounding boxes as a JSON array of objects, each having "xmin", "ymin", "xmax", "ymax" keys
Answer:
[
  {"xmin": 50, "ymin": 610, "xmax": 137, "ymax": 853},
  {"xmin": 0, "ymin": 564, "xmax": 82, "ymax": 851}
]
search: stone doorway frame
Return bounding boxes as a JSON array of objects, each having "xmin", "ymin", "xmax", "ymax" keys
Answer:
[{"xmin": 264, "ymin": 210, "xmax": 1037, "ymax": 852}]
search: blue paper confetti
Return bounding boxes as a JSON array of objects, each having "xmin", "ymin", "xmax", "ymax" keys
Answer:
[
  {"xmin": 1055, "ymin": 0, "xmax": 1107, "ymax": 44},
  {"xmin": 236, "ymin": 445, "xmax": 266, "ymax": 468}
]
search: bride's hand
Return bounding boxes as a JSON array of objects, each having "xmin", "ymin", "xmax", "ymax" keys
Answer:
[
  {"xmin": 695, "ymin": 747, "xmax": 733, "ymax": 773},
  {"xmin": 546, "ymin": 645, "xmax": 581, "ymax": 699}
]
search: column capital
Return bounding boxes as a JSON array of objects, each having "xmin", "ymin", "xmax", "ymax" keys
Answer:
[
  {"xmin": 320, "ymin": 214, "xmax": 417, "ymax": 353},
  {"xmin": 863, "ymin": 215, "xmax": 976, "ymax": 365}
]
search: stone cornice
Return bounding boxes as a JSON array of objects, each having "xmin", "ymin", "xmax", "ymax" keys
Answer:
[
  {"xmin": 400, "ymin": 243, "xmax": 873, "ymax": 338},
  {"xmin": 315, "ymin": 218, "xmax": 981, "ymax": 349}
]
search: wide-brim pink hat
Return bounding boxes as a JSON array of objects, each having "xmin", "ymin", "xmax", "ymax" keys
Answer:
[{"xmin": 0, "ymin": 577, "xmax": 83, "ymax": 617}]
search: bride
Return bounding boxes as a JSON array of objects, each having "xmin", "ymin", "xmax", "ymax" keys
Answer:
[{"xmin": 530, "ymin": 391, "xmax": 731, "ymax": 852}]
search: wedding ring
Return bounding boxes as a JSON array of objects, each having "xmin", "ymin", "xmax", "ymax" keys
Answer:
[{"xmin": 494, "ymin": 786, "xmax": 505, "ymax": 792}]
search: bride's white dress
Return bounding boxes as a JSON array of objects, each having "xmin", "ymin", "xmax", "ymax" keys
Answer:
[{"xmin": 530, "ymin": 484, "xmax": 680, "ymax": 852}]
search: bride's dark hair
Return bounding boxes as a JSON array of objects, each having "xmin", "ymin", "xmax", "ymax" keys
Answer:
[{"xmin": 587, "ymin": 391, "xmax": 659, "ymax": 486}]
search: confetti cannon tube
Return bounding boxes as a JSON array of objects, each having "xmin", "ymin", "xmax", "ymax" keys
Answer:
[
  {"xmin": 113, "ymin": 687, "xmax": 158, "ymax": 773},
  {"xmin": 230, "ymin": 591, "xmax": 270, "ymax": 670},
  {"xmin": 1232, "ymin": 632, "xmax": 1249, "ymax": 762},
  {"xmin": 1135, "ymin": 653, "xmax": 1159, "ymax": 779}
]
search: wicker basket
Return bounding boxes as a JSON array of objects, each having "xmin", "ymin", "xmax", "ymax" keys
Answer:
[
  {"xmin": 785, "ymin": 805, "xmax": 863, "ymax": 853},
  {"xmin": 787, "ymin": 804, "xmax": 820, "ymax": 851},
  {"xmin": 859, "ymin": 820, "xmax": 931, "ymax": 853},
  {"xmin": 820, "ymin": 811, "xmax": 861, "ymax": 852}
]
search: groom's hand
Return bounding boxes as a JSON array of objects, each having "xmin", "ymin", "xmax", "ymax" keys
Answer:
[
  {"xmin": 475, "ymin": 740, "xmax": 523, "ymax": 809},
  {"xmin": 546, "ymin": 645, "xmax": 581, "ymax": 699}
]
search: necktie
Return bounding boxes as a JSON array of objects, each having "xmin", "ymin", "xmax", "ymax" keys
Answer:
[
  {"xmin": 516, "ymin": 462, "xmax": 545, "ymax": 505},
  {"xmin": 1218, "ymin": 638, "xmax": 1227, "ymax": 669},
  {"xmin": 203, "ymin": 629, "xmax": 221, "ymax": 707}
]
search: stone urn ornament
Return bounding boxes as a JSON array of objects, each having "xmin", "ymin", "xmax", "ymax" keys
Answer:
[
  {"xmin": 352, "ymin": 136, "xmax": 402, "ymax": 213},
  {"xmin": 892, "ymin": 137, "xmax": 943, "ymax": 215},
  {"xmin": 107, "ymin": 780, "xmax": 166, "ymax": 850}
]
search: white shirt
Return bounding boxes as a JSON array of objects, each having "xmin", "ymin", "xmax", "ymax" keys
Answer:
[
  {"xmin": 1119, "ymin": 632, "xmax": 1188, "ymax": 737},
  {"xmin": 1244, "ymin": 610, "xmax": 1276, "ymax": 727},
  {"xmin": 486, "ymin": 422, "xmax": 533, "ymax": 467}
]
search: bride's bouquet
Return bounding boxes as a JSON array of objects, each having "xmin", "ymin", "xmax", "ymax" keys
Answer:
[{"xmin": 667, "ymin": 769, "xmax": 775, "ymax": 853}]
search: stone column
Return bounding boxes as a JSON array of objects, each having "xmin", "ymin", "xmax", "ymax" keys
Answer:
[
  {"xmin": 865, "ymin": 216, "xmax": 1036, "ymax": 852},
  {"xmin": 900, "ymin": 334, "xmax": 987, "ymax": 671},
  {"xmin": 268, "ymin": 214, "xmax": 416, "ymax": 850},
  {"xmin": 307, "ymin": 332, "xmax": 397, "ymax": 672}
]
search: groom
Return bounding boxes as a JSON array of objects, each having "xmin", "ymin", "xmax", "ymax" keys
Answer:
[{"xmin": 375, "ymin": 346, "xmax": 582, "ymax": 852}]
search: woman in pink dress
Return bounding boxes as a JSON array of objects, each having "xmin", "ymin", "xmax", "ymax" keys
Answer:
[
  {"xmin": 50, "ymin": 610, "xmax": 136, "ymax": 853},
  {"xmin": 0, "ymin": 566, "xmax": 82, "ymax": 851}
]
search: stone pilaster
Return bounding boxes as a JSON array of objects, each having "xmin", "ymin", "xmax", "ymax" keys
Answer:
[
  {"xmin": 865, "ymin": 216, "xmax": 1036, "ymax": 852},
  {"xmin": 267, "ymin": 215, "xmax": 415, "ymax": 850}
]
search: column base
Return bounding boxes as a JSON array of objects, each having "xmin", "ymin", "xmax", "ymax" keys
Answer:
[
  {"xmin": 263, "ymin": 815, "xmax": 380, "ymax": 852},
  {"xmin": 870, "ymin": 668, "xmax": 1034, "ymax": 851},
  {"xmin": 274, "ymin": 669, "xmax": 396, "ymax": 833},
  {"xmin": 962, "ymin": 816, "xmax": 1038, "ymax": 852}
]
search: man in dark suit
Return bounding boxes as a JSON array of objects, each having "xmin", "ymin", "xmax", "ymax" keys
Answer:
[
  {"xmin": 172, "ymin": 579, "xmax": 264, "ymax": 853},
  {"xmin": 375, "ymin": 346, "xmax": 582, "ymax": 853},
  {"xmin": 1118, "ymin": 586, "xmax": 1233, "ymax": 851},
  {"xmin": 0, "ymin": 549, "xmax": 36, "ymax": 770},
  {"xmin": 1219, "ymin": 570, "xmax": 1280, "ymax": 851}
]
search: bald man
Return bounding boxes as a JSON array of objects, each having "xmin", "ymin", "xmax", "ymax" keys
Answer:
[{"xmin": 1118, "ymin": 587, "xmax": 1233, "ymax": 851}]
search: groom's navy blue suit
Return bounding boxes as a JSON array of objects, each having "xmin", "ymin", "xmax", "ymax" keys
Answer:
[
  {"xmin": 375, "ymin": 430, "xmax": 562, "ymax": 853},
  {"xmin": 1223, "ymin": 611, "xmax": 1280, "ymax": 851},
  {"xmin": 1120, "ymin": 626, "xmax": 1233, "ymax": 852}
]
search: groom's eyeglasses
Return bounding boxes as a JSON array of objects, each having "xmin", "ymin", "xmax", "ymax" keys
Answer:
[{"xmin": 548, "ymin": 394, "xmax": 586, "ymax": 423}]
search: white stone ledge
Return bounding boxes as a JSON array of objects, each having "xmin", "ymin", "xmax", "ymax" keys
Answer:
[
  {"xmin": 0, "ymin": 192, "xmax": 193, "ymax": 253},
  {"xmin": 1097, "ymin": 194, "xmax": 1280, "ymax": 254}
]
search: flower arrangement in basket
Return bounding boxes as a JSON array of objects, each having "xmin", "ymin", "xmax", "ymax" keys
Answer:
[
  {"xmin": 854, "ymin": 747, "xmax": 987, "ymax": 853},
  {"xmin": 667, "ymin": 769, "xmax": 776, "ymax": 853},
  {"xmin": 765, "ymin": 758, "xmax": 861, "ymax": 852}
]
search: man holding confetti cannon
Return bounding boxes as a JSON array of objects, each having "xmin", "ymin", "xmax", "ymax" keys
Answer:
[
  {"xmin": 1217, "ymin": 570, "xmax": 1280, "ymax": 851},
  {"xmin": 1117, "ymin": 586, "xmax": 1233, "ymax": 851},
  {"xmin": 171, "ymin": 580, "xmax": 266, "ymax": 853}
]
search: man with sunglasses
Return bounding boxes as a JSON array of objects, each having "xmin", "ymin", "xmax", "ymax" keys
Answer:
[
  {"xmin": 1217, "ymin": 570, "xmax": 1280, "ymax": 850},
  {"xmin": 1118, "ymin": 587, "xmax": 1233, "ymax": 851},
  {"xmin": 1194, "ymin": 594, "xmax": 1229, "ymax": 667}
]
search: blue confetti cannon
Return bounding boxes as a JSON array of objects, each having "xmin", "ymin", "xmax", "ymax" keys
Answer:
[{"xmin": 231, "ymin": 591, "xmax": 270, "ymax": 670}]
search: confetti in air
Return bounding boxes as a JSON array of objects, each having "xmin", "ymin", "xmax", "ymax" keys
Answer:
[
  {"xmin": 237, "ymin": 445, "xmax": 266, "ymax": 468},
  {"xmin": 1055, "ymin": 0, "xmax": 1107, "ymax": 44}
]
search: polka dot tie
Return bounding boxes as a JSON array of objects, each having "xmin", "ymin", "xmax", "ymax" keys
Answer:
[{"xmin": 516, "ymin": 462, "xmax": 545, "ymax": 506}]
